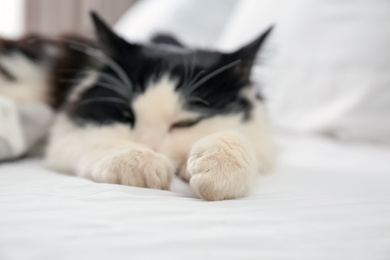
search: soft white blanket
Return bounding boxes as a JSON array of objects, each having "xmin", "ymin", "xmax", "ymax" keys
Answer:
[{"xmin": 1, "ymin": 135, "xmax": 389, "ymax": 260}]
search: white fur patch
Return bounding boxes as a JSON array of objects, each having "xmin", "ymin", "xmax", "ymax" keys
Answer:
[
  {"xmin": 131, "ymin": 75, "xmax": 192, "ymax": 151},
  {"xmin": 0, "ymin": 95, "xmax": 26, "ymax": 157},
  {"xmin": 0, "ymin": 52, "xmax": 49, "ymax": 103},
  {"xmin": 67, "ymin": 71, "xmax": 98, "ymax": 104}
]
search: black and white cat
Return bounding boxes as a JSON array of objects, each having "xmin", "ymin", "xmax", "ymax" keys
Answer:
[{"xmin": 1, "ymin": 13, "xmax": 275, "ymax": 201}]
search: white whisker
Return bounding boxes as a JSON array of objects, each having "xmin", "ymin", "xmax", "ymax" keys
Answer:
[
  {"xmin": 70, "ymin": 44, "xmax": 133, "ymax": 92},
  {"xmin": 187, "ymin": 96, "xmax": 210, "ymax": 106},
  {"xmin": 60, "ymin": 69, "xmax": 130, "ymax": 100},
  {"xmin": 29, "ymin": 35, "xmax": 135, "ymax": 95},
  {"xmin": 80, "ymin": 97, "xmax": 128, "ymax": 106},
  {"xmin": 187, "ymin": 69, "xmax": 205, "ymax": 89},
  {"xmin": 187, "ymin": 59, "xmax": 241, "ymax": 95}
]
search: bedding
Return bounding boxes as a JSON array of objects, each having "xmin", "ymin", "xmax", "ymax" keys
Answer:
[{"xmin": 1, "ymin": 134, "xmax": 390, "ymax": 259}]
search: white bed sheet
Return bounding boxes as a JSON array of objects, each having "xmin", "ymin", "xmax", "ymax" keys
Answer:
[{"xmin": 1, "ymin": 134, "xmax": 390, "ymax": 260}]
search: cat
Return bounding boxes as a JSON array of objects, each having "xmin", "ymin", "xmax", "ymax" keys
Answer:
[{"xmin": 1, "ymin": 12, "xmax": 275, "ymax": 201}]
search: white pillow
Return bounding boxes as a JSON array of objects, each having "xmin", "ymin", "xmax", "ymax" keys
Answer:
[
  {"xmin": 219, "ymin": 0, "xmax": 390, "ymax": 143},
  {"xmin": 266, "ymin": 0, "xmax": 390, "ymax": 143}
]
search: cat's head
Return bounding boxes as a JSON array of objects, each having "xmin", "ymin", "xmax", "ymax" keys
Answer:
[
  {"xmin": 70, "ymin": 12, "xmax": 273, "ymax": 162},
  {"xmin": 73, "ymin": 12, "xmax": 272, "ymax": 123}
]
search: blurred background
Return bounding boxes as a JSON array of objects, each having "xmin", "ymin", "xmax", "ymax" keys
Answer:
[{"xmin": 0, "ymin": 0, "xmax": 137, "ymax": 38}]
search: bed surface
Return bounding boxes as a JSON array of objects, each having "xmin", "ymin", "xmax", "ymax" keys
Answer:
[{"xmin": 1, "ymin": 134, "xmax": 390, "ymax": 260}]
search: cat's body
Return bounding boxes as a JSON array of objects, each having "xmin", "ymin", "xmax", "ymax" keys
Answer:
[{"xmin": 0, "ymin": 13, "xmax": 274, "ymax": 200}]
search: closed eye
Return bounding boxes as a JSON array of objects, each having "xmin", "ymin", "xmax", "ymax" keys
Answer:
[
  {"xmin": 122, "ymin": 110, "xmax": 135, "ymax": 125},
  {"xmin": 122, "ymin": 110, "xmax": 132, "ymax": 119},
  {"xmin": 170, "ymin": 117, "xmax": 202, "ymax": 130}
]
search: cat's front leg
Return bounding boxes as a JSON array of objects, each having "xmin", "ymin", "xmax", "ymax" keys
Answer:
[
  {"xmin": 44, "ymin": 115, "xmax": 173, "ymax": 190},
  {"xmin": 187, "ymin": 131, "xmax": 259, "ymax": 201},
  {"xmin": 77, "ymin": 146, "xmax": 173, "ymax": 190}
]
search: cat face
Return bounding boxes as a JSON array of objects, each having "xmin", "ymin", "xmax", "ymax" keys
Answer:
[{"xmin": 66, "ymin": 12, "xmax": 272, "ymax": 170}]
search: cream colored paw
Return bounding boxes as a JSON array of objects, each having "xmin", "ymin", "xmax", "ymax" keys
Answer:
[
  {"xmin": 187, "ymin": 132, "xmax": 257, "ymax": 201},
  {"xmin": 82, "ymin": 148, "xmax": 173, "ymax": 190}
]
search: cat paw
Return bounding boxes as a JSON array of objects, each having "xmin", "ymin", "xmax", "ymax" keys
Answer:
[
  {"xmin": 90, "ymin": 148, "xmax": 173, "ymax": 190},
  {"xmin": 187, "ymin": 131, "xmax": 256, "ymax": 201}
]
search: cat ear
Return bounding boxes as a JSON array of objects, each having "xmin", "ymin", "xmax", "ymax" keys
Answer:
[
  {"xmin": 229, "ymin": 26, "xmax": 274, "ymax": 81},
  {"xmin": 90, "ymin": 11, "xmax": 125, "ymax": 57},
  {"xmin": 150, "ymin": 33, "xmax": 184, "ymax": 47}
]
